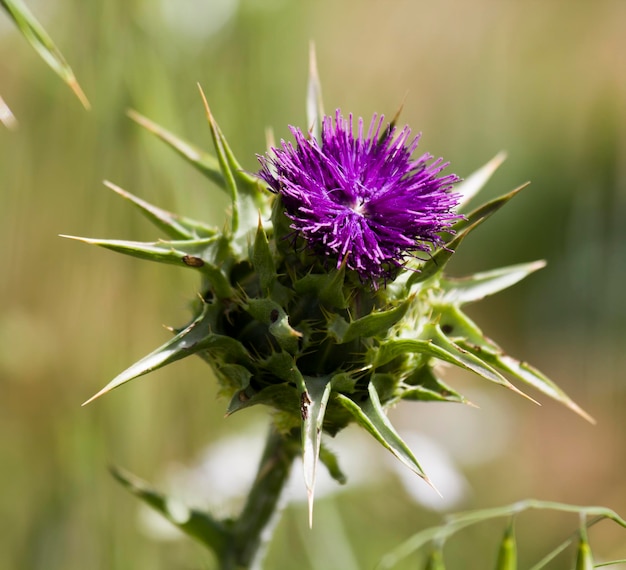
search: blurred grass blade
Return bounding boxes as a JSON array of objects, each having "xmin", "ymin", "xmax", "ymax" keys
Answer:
[
  {"xmin": 0, "ymin": 95, "xmax": 18, "ymax": 129},
  {"xmin": 495, "ymin": 519, "xmax": 517, "ymax": 570},
  {"xmin": 456, "ymin": 152, "xmax": 507, "ymax": 209},
  {"xmin": 300, "ymin": 375, "xmax": 333, "ymax": 527},
  {"xmin": 575, "ymin": 523, "xmax": 594, "ymax": 570},
  {"xmin": 127, "ymin": 109, "xmax": 225, "ymax": 189},
  {"xmin": 306, "ymin": 41, "xmax": 325, "ymax": 140},
  {"xmin": 382, "ymin": 500, "xmax": 626, "ymax": 570},
  {"xmin": 336, "ymin": 383, "xmax": 435, "ymax": 488},
  {"xmin": 105, "ymin": 180, "xmax": 217, "ymax": 240},
  {"xmin": 110, "ymin": 466, "xmax": 229, "ymax": 555},
  {"xmin": 424, "ymin": 547, "xmax": 446, "ymax": 570},
  {"xmin": 1, "ymin": 0, "xmax": 89, "ymax": 109}
]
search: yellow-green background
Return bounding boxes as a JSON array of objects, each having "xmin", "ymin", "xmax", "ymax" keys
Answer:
[{"xmin": 1, "ymin": 0, "xmax": 625, "ymax": 568}]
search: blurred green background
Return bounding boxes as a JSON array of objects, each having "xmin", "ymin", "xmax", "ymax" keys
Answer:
[{"xmin": 1, "ymin": 0, "xmax": 625, "ymax": 568}]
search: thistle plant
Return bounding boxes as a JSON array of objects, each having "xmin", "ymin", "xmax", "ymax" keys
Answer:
[{"xmin": 64, "ymin": 52, "xmax": 598, "ymax": 569}]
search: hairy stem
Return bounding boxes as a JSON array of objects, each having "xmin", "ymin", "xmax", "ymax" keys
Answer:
[{"xmin": 220, "ymin": 425, "xmax": 300, "ymax": 570}]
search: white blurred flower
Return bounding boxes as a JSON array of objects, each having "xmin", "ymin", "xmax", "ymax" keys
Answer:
[{"xmin": 138, "ymin": 420, "xmax": 475, "ymax": 540}]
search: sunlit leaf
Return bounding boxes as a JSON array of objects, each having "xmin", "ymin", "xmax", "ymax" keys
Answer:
[{"xmin": 453, "ymin": 183, "xmax": 528, "ymax": 235}]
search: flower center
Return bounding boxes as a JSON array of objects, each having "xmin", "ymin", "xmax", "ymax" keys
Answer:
[{"xmin": 351, "ymin": 199, "xmax": 367, "ymax": 216}]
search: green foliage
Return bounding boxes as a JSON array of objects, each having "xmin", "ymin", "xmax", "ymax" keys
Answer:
[{"xmin": 377, "ymin": 500, "xmax": 626, "ymax": 570}]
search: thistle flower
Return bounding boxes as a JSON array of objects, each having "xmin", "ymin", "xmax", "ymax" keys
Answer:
[
  {"xmin": 65, "ymin": 56, "xmax": 593, "ymax": 567},
  {"xmin": 258, "ymin": 110, "xmax": 461, "ymax": 281}
]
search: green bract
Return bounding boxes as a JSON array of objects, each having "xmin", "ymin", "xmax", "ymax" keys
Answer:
[{"xmin": 64, "ymin": 58, "xmax": 592, "ymax": 527}]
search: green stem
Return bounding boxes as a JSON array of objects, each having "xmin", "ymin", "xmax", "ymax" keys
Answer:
[{"xmin": 220, "ymin": 425, "xmax": 300, "ymax": 570}]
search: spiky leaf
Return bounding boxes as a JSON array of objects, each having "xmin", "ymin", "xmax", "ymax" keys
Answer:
[
  {"xmin": 453, "ymin": 183, "xmax": 528, "ymax": 235},
  {"xmin": 62, "ymin": 234, "xmax": 233, "ymax": 299},
  {"xmin": 251, "ymin": 222, "xmax": 280, "ymax": 297},
  {"xmin": 328, "ymin": 298, "xmax": 411, "ymax": 344},
  {"xmin": 293, "ymin": 267, "xmax": 348, "ymax": 309},
  {"xmin": 435, "ymin": 305, "xmax": 593, "ymax": 422},
  {"xmin": 243, "ymin": 298, "xmax": 301, "ymax": 354},
  {"xmin": 456, "ymin": 152, "xmax": 506, "ymax": 209},
  {"xmin": 408, "ymin": 184, "xmax": 528, "ymax": 288},
  {"xmin": 439, "ymin": 261, "xmax": 546, "ymax": 306},
  {"xmin": 335, "ymin": 383, "xmax": 433, "ymax": 486},
  {"xmin": 425, "ymin": 324, "xmax": 536, "ymax": 401},
  {"xmin": 400, "ymin": 366, "xmax": 471, "ymax": 405},
  {"xmin": 83, "ymin": 303, "xmax": 249, "ymax": 404},
  {"xmin": 198, "ymin": 85, "xmax": 269, "ymax": 239},
  {"xmin": 105, "ymin": 180, "xmax": 217, "ymax": 240},
  {"xmin": 127, "ymin": 109, "xmax": 225, "ymax": 189},
  {"xmin": 300, "ymin": 375, "xmax": 333, "ymax": 525},
  {"xmin": 227, "ymin": 383, "xmax": 299, "ymax": 417}
]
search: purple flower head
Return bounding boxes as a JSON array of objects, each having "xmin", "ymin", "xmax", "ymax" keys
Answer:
[{"xmin": 258, "ymin": 110, "xmax": 461, "ymax": 281}]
